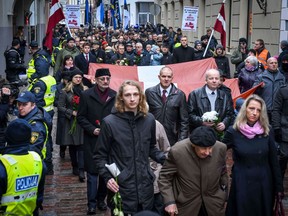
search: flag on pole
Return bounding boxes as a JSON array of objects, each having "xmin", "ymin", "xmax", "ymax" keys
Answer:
[
  {"xmin": 110, "ymin": 0, "xmax": 121, "ymax": 29},
  {"xmin": 44, "ymin": 0, "xmax": 65, "ymax": 52},
  {"xmin": 85, "ymin": 0, "xmax": 90, "ymax": 26},
  {"xmin": 123, "ymin": 0, "xmax": 130, "ymax": 30},
  {"xmin": 213, "ymin": 3, "xmax": 226, "ymax": 49},
  {"xmin": 96, "ymin": 0, "xmax": 104, "ymax": 25}
]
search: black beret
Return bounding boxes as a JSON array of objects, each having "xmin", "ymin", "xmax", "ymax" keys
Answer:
[
  {"xmin": 5, "ymin": 119, "xmax": 32, "ymax": 146},
  {"xmin": 189, "ymin": 126, "xmax": 217, "ymax": 147},
  {"xmin": 95, "ymin": 68, "xmax": 111, "ymax": 78}
]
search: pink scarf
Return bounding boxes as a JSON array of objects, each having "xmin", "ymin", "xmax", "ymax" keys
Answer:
[{"xmin": 239, "ymin": 121, "xmax": 264, "ymax": 139}]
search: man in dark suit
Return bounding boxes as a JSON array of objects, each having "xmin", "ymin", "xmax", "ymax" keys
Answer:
[
  {"xmin": 74, "ymin": 42, "xmax": 97, "ymax": 87},
  {"xmin": 77, "ymin": 68, "xmax": 116, "ymax": 215}
]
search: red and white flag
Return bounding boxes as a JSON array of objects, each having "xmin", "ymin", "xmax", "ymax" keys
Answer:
[
  {"xmin": 44, "ymin": 0, "xmax": 65, "ymax": 52},
  {"xmin": 214, "ymin": 3, "xmax": 226, "ymax": 49}
]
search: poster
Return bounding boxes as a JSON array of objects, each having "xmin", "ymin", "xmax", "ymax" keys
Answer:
[
  {"xmin": 66, "ymin": 5, "xmax": 81, "ymax": 28},
  {"xmin": 181, "ymin": 6, "xmax": 199, "ymax": 31}
]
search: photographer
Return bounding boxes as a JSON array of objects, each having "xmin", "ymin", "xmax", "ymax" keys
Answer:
[{"xmin": 4, "ymin": 39, "xmax": 27, "ymax": 82}]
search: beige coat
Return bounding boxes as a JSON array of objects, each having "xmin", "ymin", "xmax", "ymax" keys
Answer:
[{"xmin": 158, "ymin": 138, "xmax": 228, "ymax": 216}]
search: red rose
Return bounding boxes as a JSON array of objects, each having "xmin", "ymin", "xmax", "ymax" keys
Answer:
[{"xmin": 95, "ymin": 120, "xmax": 100, "ymax": 125}]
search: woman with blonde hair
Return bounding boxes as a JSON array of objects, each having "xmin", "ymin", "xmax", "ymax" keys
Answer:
[
  {"xmin": 58, "ymin": 68, "xmax": 88, "ymax": 182},
  {"xmin": 95, "ymin": 80, "xmax": 166, "ymax": 215},
  {"xmin": 223, "ymin": 94, "xmax": 283, "ymax": 216}
]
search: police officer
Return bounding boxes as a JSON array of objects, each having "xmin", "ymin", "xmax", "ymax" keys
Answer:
[
  {"xmin": 0, "ymin": 119, "xmax": 45, "ymax": 215},
  {"xmin": 4, "ymin": 39, "xmax": 26, "ymax": 82},
  {"xmin": 27, "ymin": 40, "xmax": 51, "ymax": 83},
  {"xmin": 16, "ymin": 91, "xmax": 52, "ymax": 162}
]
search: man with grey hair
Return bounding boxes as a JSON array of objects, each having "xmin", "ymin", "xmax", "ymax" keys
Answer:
[
  {"xmin": 133, "ymin": 42, "xmax": 151, "ymax": 66},
  {"xmin": 187, "ymin": 69, "xmax": 234, "ymax": 137}
]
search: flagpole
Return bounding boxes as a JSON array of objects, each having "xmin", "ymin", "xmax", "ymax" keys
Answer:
[{"xmin": 203, "ymin": 0, "xmax": 225, "ymax": 58}]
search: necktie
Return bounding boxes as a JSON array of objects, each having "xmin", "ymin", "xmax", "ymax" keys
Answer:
[
  {"xmin": 162, "ymin": 90, "xmax": 167, "ymax": 103},
  {"xmin": 85, "ymin": 54, "xmax": 89, "ymax": 62},
  {"xmin": 211, "ymin": 91, "xmax": 215, "ymax": 95}
]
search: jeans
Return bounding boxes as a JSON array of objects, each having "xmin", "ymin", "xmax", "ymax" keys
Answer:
[{"xmin": 86, "ymin": 172, "xmax": 107, "ymax": 208}]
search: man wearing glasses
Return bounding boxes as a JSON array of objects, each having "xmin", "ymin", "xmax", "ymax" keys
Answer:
[{"xmin": 77, "ymin": 68, "xmax": 117, "ymax": 215}]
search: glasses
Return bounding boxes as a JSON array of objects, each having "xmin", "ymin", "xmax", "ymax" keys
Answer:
[{"xmin": 98, "ymin": 77, "xmax": 111, "ymax": 81}]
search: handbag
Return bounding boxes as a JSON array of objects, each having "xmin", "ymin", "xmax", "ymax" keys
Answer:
[{"xmin": 273, "ymin": 196, "xmax": 285, "ymax": 216}]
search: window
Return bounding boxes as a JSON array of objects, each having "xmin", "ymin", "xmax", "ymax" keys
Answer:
[
  {"xmin": 137, "ymin": 2, "xmax": 155, "ymax": 25},
  {"xmin": 286, "ymin": 20, "xmax": 288, "ymax": 31}
]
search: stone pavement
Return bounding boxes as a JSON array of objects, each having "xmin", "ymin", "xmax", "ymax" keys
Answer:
[{"xmin": 40, "ymin": 146, "xmax": 288, "ymax": 215}]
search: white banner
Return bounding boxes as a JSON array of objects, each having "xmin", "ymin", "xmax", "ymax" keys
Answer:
[
  {"xmin": 66, "ymin": 5, "xmax": 81, "ymax": 28},
  {"xmin": 181, "ymin": 6, "xmax": 199, "ymax": 31}
]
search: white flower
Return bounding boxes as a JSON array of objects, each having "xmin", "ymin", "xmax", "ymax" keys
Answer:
[
  {"xmin": 105, "ymin": 163, "xmax": 121, "ymax": 177},
  {"xmin": 202, "ymin": 111, "xmax": 219, "ymax": 122}
]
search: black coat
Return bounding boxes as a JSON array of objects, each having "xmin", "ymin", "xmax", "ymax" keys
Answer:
[
  {"xmin": 187, "ymin": 85, "xmax": 234, "ymax": 131},
  {"xmin": 95, "ymin": 110, "xmax": 165, "ymax": 214},
  {"xmin": 272, "ymin": 85, "xmax": 288, "ymax": 142},
  {"xmin": 214, "ymin": 55, "xmax": 231, "ymax": 78},
  {"xmin": 172, "ymin": 45, "xmax": 195, "ymax": 63},
  {"xmin": 160, "ymin": 52, "xmax": 173, "ymax": 65},
  {"xmin": 77, "ymin": 86, "xmax": 116, "ymax": 173},
  {"xmin": 145, "ymin": 84, "xmax": 189, "ymax": 146},
  {"xmin": 223, "ymin": 127, "xmax": 283, "ymax": 216}
]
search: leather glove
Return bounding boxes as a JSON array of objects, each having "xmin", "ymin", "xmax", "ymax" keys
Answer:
[{"xmin": 274, "ymin": 129, "xmax": 282, "ymax": 143}]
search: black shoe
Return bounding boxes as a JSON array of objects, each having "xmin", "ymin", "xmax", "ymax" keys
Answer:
[
  {"xmin": 87, "ymin": 208, "xmax": 96, "ymax": 215},
  {"xmin": 79, "ymin": 169, "xmax": 85, "ymax": 182},
  {"xmin": 72, "ymin": 167, "xmax": 79, "ymax": 176},
  {"xmin": 97, "ymin": 201, "xmax": 107, "ymax": 211},
  {"xmin": 60, "ymin": 150, "xmax": 65, "ymax": 159}
]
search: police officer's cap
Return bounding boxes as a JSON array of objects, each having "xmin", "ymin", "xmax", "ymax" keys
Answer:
[
  {"xmin": 12, "ymin": 39, "xmax": 20, "ymax": 46},
  {"xmin": 16, "ymin": 91, "xmax": 36, "ymax": 103},
  {"xmin": 189, "ymin": 126, "xmax": 217, "ymax": 147},
  {"xmin": 29, "ymin": 40, "xmax": 39, "ymax": 48},
  {"xmin": 5, "ymin": 119, "xmax": 32, "ymax": 146}
]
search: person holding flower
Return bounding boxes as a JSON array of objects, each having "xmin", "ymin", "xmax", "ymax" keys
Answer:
[
  {"xmin": 187, "ymin": 69, "xmax": 234, "ymax": 139},
  {"xmin": 95, "ymin": 80, "xmax": 166, "ymax": 215},
  {"xmin": 58, "ymin": 68, "xmax": 88, "ymax": 182},
  {"xmin": 110, "ymin": 43, "xmax": 133, "ymax": 66}
]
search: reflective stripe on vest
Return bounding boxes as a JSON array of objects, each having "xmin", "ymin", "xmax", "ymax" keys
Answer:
[
  {"xmin": 26, "ymin": 54, "xmax": 49, "ymax": 79},
  {"xmin": 39, "ymin": 75, "xmax": 56, "ymax": 112},
  {"xmin": 0, "ymin": 152, "xmax": 42, "ymax": 215},
  {"xmin": 256, "ymin": 49, "xmax": 269, "ymax": 69}
]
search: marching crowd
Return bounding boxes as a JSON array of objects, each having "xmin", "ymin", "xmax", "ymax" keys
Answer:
[{"xmin": 0, "ymin": 23, "xmax": 288, "ymax": 216}]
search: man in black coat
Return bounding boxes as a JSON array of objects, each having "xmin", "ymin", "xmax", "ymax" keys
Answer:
[
  {"xmin": 4, "ymin": 39, "xmax": 26, "ymax": 82},
  {"xmin": 145, "ymin": 66, "xmax": 189, "ymax": 146},
  {"xmin": 172, "ymin": 36, "xmax": 195, "ymax": 63},
  {"xmin": 160, "ymin": 43, "xmax": 173, "ymax": 65},
  {"xmin": 74, "ymin": 42, "xmax": 97, "ymax": 87},
  {"xmin": 77, "ymin": 68, "xmax": 116, "ymax": 215},
  {"xmin": 187, "ymin": 69, "xmax": 234, "ymax": 137}
]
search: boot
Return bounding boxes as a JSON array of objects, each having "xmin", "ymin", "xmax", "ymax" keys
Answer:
[
  {"xmin": 79, "ymin": 169, "xmax": 85, "ymax": 182},
  {"xmin": 72, "ymin": 167, "xmax": 79, "ymax": 176}
]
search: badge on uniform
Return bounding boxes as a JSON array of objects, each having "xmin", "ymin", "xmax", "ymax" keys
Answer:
[
  {"xmin": 34, "ymin": 87, "xmax": 41, "ymax": 94},
  {"xmin": 30, "ymin": 132, "xmax": 39, "ymax": 144}
]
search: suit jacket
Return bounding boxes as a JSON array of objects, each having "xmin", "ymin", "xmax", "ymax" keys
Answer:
[
  {"xmin": 158, "ymin": 139, "xmax": 228, "ymax": 216},
  {"xmin": 74, "ymin": 52, "xmax": 97, "ymax": 87}
]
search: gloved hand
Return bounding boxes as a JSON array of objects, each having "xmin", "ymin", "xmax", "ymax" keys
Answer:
[{"xmin": 274, "ymin": 129, "xmax": 282, "ymax": 143}]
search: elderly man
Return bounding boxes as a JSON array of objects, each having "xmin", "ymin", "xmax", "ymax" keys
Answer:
[
  {"xmin": 77, "ymin": 68, "xmax": 116, "ymax": 215},
  {"xmin": 187, "ymin": 69, "xmax": 234, "ymax": 137},
  {"xmin": 253, "ymin": 57, "xmax": 286, "ymax": 122},
  {"xmin": 158, "ymin": 126, "xmax": 228, "ymax": 216},
  {"xmin": 145, "ymin": 66, "xmax": 189, "ymax": 146}
]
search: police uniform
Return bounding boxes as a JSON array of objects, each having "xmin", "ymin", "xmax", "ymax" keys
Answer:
[{"xmin": 0, "ymin": 119, "xmax": 45, "ymax": 215}]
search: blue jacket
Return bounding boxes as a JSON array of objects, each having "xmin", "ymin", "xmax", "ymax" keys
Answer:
[
  {"xmin": 0, "ymin": 145, "xmax": 46, "ymax": 212},
  {"xmin": 18, "ymin": 107, "xmax": 52, "ymax": 158}
]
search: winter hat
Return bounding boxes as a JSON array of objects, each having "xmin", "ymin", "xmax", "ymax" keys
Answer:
[
  {"xmin": 216, "ymin": 44, "xmax": 224, "ymax": 50},
  {"xmin": 95, "ymin": 68, "xmax": 111, "ymax": 78},
  {"xmin": 29, "ymin": 40, "xmax": 39, "ymax": 48},
  {"xmin": 282, "ymin": 54, "xmax": 288, "ymax": 62},
  {"xmin": 151, "ymin": 45, "xmax": 160, "ymax": 53},
  {"xmin": 194, "ymin": 40, "xmax": 202, "ymax": 48},
  {"xmin": 189, "ymin": 126, "xmax": 217, "ymax": 147},
  {"xmin": 12, "ymin": 39, "xmax": 20, "ymax": 46},
  {"xmin": 239, "ymin": 38, "xmax": 247, "ymax": 44},
  {"xmin": 281, "ymin": 40, "xmax": 288, "ymax": 48},
  {"xmin": 5, "ymin": 119, "xmax": 32, "ymax": 146},
  {"xmin": 70, "ymin": 68, "xmax": 83, "ymax": 81},
  {"xmin": 66, "ymin": 37, "xmax": 75, "ymax": 43}
]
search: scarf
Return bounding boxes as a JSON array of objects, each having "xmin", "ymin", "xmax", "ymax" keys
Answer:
[{"xmin": 239, "ymin": 121, "xmax": 264, "ymax": 139}]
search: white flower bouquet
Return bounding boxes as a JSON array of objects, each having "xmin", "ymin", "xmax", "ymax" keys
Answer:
[{"xmin": 201, "ymin": 111, "xmax": 224, "ymax": 139}]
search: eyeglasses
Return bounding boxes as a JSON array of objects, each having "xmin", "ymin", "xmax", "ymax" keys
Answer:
[{"xmin": 98, "ymin": 77, "xmax": 111, "ymax": 81}]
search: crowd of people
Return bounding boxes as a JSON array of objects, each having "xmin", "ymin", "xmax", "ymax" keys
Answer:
[{"xmin": 0, "ymin": 22, "xmax": 288, "ymax": 216}]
